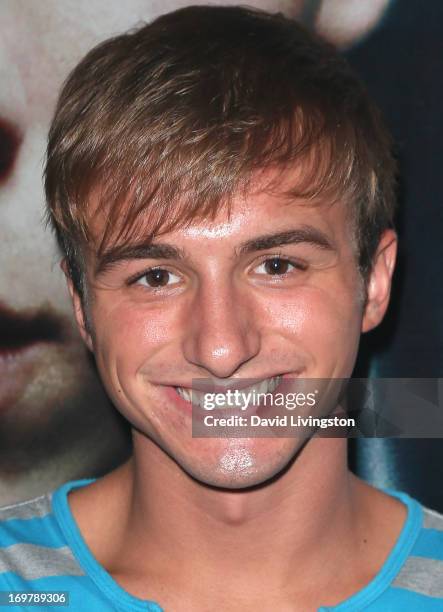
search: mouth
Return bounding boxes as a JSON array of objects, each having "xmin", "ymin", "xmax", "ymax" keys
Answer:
[
  {"xmin": 174, "ymin": 375, "xmax": 283, "ymax": 410},
  {"xmin": 0, "ymin": 302, "xmax": 67, "ymax": 411},
  {"xmin": 0, "ymin": 302, "xmax": 64, "ymax": 358}
]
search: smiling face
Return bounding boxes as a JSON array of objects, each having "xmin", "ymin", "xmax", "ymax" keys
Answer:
[{"xmin": 66, "ymin": 167, "xmax": 397, "ymax": 489}]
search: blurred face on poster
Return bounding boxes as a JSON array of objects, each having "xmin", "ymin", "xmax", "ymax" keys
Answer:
[{"xmin": 0, "ymin": 0, "xmax": 391, "ymax": 503}]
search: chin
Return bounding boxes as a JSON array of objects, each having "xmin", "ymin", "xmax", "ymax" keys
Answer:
[{"xmin": 171, "ymin": 436, "xmax": 303, "ymax": 490}]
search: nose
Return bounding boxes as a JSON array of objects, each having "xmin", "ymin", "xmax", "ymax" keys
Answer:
[{"xmin": 182, "ymin": 281, "xmax": 261, "ymax": 378}]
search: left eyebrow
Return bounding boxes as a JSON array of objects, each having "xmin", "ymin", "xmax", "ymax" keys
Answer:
[{"xmin": 236, "ymin": 226, "xmax": 335, "ymax": 255}]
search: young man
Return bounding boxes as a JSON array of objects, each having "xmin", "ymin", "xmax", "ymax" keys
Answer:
[{"xmin": 0, "ymin": 5, "xmax": 442, "ymax": 611}]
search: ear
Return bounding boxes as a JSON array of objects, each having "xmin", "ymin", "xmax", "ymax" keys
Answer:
[
  {"xmin": 361, "ymin": 229, "xmax": 397, "ymax": 333},
  {"xmin": 60, "ymin": 259, "xmax": 94, "ymax": 352}
]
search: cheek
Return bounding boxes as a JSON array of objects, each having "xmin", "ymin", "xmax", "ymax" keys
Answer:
[
  {"xmin": 258, "ymin": 283, "xmax": 363, "ymax": 371},
  {"xmin": 260, "ymin": 284, "xmax": 361, "ymax": 330},
  {"xmin": 91, "ymin": 299, "xmax": 179, "ymax": 392}
]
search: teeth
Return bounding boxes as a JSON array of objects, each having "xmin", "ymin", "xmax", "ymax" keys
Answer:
[
  {"xmin": 176, "ymin": 386, "xmax": 192, "ymax": 403},
  {"xmin": 175, "ymin": 376, "xmax": 282, "ymax": 409}
]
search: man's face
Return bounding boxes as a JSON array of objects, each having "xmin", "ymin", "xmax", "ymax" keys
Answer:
[{"xmin": 70, "ymin": 168, "xmax": 395, "ymax": 489}]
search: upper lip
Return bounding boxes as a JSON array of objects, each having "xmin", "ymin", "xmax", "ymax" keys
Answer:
[{"xmin": 0, "ymin": 301, "xmax": 64, "ymax": 352}]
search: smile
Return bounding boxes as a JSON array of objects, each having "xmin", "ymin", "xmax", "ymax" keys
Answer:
[{"xmin": 175, "ymin": 376, "xmax": 282, "ymax": 409}]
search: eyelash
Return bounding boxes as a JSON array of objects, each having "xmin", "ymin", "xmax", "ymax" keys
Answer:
[
  {"xmin": 126, "ymin": 266, "xmax": 179, "ymax": 288},
  {"xmin": 252, "ymin": 252, "xmax": 308, "ymax": 276},
  {"xmin": 127, "ymin": 254, "xmax": 308, "ymax": 289}
]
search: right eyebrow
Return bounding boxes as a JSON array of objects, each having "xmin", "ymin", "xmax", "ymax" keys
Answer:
[{"xmin": 94, "ymin": 242, "xmax": 187, "ymax": 277}]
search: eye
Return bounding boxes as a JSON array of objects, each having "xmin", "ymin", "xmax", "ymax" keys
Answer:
[
  {"xmin": 135, "ymin": 268, "xmax": 181, "ymax": 288},
  {"xmin": 253, "ymin": 257, "xmax": 304, "ymax": 276}
]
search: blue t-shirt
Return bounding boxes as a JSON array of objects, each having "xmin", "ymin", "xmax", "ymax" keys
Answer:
[{"xmin": 0, "ymin": 479, "xmax": 442, "ymax": 610}]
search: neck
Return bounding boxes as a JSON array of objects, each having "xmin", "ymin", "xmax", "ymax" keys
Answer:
[
  {"xmin": 70, "ymin": 433, "xmax": 407, "ymax": 609},
  {"xmin": 107, "ymin": 435, "xmax": 361, "ymax": 595}
]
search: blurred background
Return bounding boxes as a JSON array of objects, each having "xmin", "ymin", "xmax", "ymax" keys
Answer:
[{"xmin": 0, "ymin": 0, "xmax": 442, "ymax": 508}]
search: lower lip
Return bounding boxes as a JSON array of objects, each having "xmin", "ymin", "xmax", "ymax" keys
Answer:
[{"xmin": 0, "ymin": 342, "xmax": 48, "ymax": 412}]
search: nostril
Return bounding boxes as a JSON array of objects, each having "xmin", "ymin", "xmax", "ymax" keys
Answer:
[{"xmin": 0, "ymin": 118, "xmax": 22, "ymax": 185}]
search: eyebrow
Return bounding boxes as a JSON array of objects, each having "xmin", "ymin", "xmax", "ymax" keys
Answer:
[
  {"xmin": 95, "ymin": 225, "xmax": 335, "ymax": 277},
  {"xmin": 95, "ymin": 243, "xmax": 186, "ymax": 276},
  {"xmin": 236, "ymin": 226, "xmax": 335, "ymax": 255}
]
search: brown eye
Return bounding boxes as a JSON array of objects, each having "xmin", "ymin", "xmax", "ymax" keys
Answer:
[
  {"xmin": 133, "ymin": 268, "xmax": 180, "ymax": 290},
  {"xmin": 145, "ymin": 269, "xmax": 171, "ymax": 287},
  {"xmin": 263, "ymin": 258, "xmax": 291, "ymax": 275}
]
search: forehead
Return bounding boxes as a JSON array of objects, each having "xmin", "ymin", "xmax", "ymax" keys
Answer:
[
  {"xmin": 87, "ymin": 163, "xmax": 353, "ymax": 254},
  {"xmin": 177, "ymin": 189, "xmax": 345, "ymax": 243}
]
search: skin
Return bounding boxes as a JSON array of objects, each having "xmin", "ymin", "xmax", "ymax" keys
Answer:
[{"xmin": 65, "ymin": 166, "xmax": 401, "ymax": 610}]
